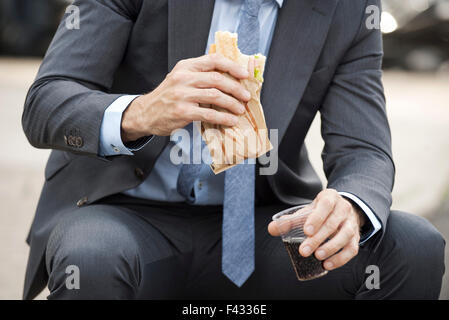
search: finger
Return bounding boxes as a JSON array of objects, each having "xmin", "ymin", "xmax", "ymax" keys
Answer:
[
  {"xmin": 267, "ymin": 219, "xmax": 295, "ymax": 237},
  {"xmin": 314, "ymin": 220, "xmax": 357, "ymax": 260},
  {"xmin": 186, "ymin": 105, "xmax": 239, "ymax": 127},
  {"xmin": 268, "ymin": 205, "xmax": 312, "ymax": 237},
  {"xmin": 299, "ymin": 200, "xmax": 348, "ymax": 257},
  {"xmin": 268, "ymin": 221, "xmax": 282, "ymax": 236},
  {"xmin": 188, "ymin": 88, "xmax": 246, "ymax": 115},
  {"xmin": 303, "ymin": 189, "xmax": 339, "ymax": 237},
  {"xmin": 323, "ymin": 236, "xmax": 360, "ymax": 270},
  {"xmin": 189, "ymin": 54, "xmax": 249, "ymax": 79},
  {"xmin": 193, "ymin": 71, "xmax": 251, "ymax": 102}
]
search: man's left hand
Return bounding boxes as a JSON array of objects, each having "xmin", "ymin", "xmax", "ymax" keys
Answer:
[{"xmin": 268, "ymin": 189, "xmax": 366, "ymax": 271}]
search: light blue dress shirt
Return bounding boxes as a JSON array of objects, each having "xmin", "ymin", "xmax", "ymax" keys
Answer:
[{"xmin": 98, "ymin": 0, "xmax": 381, "ymax": 243}]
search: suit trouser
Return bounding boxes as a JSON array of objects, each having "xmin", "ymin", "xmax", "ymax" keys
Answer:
[{"xmin": 45, "ymin": 194, "xmax": 445, "ymax": 299}]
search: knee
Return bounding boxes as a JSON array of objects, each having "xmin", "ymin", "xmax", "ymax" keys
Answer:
[
  {"xmin": 46, "ymin": 206, "xmax": 141, "ymax": 285},
  {"xmin": 384, "ymin": 211, "xmax": 445, "ymax": 277}
]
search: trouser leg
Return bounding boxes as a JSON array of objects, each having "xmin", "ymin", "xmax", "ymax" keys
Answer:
[
  {"xmin": 45, "ymin": 200, "xmax": 445, "ymax": 299},
  {"xmin": 45, "ymin": 204, "xmax": 185, "ymax": 299},
  {"xmin": 186, "ymin": 205, "xmax": 445, "ymax": 299},
  {"xmin": 355, "ymin": 211, "xmax": 445, "ymax": 299}
]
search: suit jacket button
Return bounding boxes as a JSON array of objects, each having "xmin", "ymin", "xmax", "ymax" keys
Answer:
[
  {"xmin": 68, "ymin": 135, "xmax": 75, "ymax": 146},
  {"xmin": 135, "ymin": 167, "xmax": 144, "ymax": 179},
  {"xmin": 77, "ymin": 197, "xmax": 88, "ymax": 207},
  {"xmin": 75, "ymin": 137, "xmax": 83, "ymax": 148}
]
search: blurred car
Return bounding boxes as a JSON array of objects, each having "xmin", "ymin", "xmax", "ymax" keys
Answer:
[
  {"xmin": 382, "ymin": 0, "xmax": 449, "ymax": 71},
  {"xmin": 0, "ymin": 0, "xmax": 69, "ymax": 56}
]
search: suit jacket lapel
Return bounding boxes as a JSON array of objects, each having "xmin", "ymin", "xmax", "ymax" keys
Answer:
[
  {"xmin": 168, "ymin": 0, "xmax": 216, "ymax": 71},
  {"xmin": 262, "ymin": 0, "xmax": 339, "ymax": 141},
  {"xmin": 167, "ymin": 0, "xmax": 338, "ymax": 141}
]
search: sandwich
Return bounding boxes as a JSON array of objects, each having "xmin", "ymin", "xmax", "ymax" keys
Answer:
[{"xmin": 200, "ymin": 31, "xmax": 273, "ymax": 174}]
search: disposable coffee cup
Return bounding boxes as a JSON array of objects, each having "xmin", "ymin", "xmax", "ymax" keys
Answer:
[{"xmin": 272, "ymin": 204, "xmax": 328, "ymax": 281}]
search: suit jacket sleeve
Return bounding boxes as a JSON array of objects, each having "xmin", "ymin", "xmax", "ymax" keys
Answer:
[
  {"xmin": 320, "ymin": 0, "xmax": 395, "ymax": 236},
  {"xmin": 22, "ymin": 0, "xmax": 142, "ymax": 156}
]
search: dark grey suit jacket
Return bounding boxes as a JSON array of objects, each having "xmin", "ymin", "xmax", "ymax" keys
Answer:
[{"xmin": 22, "ymin": 0, "xmax": 394, "ymax": 299}]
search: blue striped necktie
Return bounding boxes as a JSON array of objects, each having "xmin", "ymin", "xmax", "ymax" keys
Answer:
[
  {"xmin": 177, "ymin": 0, "xmax": 264, "ymax": 287},
  {"xmin": 221, "ymin": 0, "xmax": 264, "ymax": 287}
]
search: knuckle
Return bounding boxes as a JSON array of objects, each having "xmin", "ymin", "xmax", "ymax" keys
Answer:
[
  {"xmin": 325, "ymin": 218, "xmax": 339, "ymax": 232},
  {"xmin": 316, "ymin": 213, "xmax": 326, "ymax": 225},
  {"xmin": 343, "ymin": 225, "xmax": 355, "ymax": 238},
  {"xmin": 341, "ymin": 199, "xmax": 352, "ymax": 212},
  {"xmin": 209, "ymin": 53, "xmax": 220, "ymax": 64},
  {"xmin": 329, "ymin": 256, "xmax": 340, "ymax": 266},
  {"xmin": 353, "ymin": 223, "xmax": 360, "ymax": 235},
  {"xmin": 171, "ymin": 89, "xmax": 185, "ymax": 100},
  {"xmin": 330, "ymin": 246, "xmax": 340, "ymax": 256},
  {"xmin": 213, "ymin": 53, "xmax": 224, "ymax": 61},
  {"xmin": 169, "ymin": 71, "xmax": 186, "ymax": 84},
  {"xmin": 334, "ymin": 213, "xmax": 347, "ymax": 227},
  {"xmin": 234, "ymin": 83, "xmax": 245, "ymax": 96},
  {"xmin": 172, "ymin": 104, "xmax": 185, "ymax": 117},
  {"xmin": 323, "ymin": 243, "xmax": 336, "ymax": 255},
  {"xmin": 309, "ymin": 213, "xmax": 324, "ymax": 227},
  {"xmin": 317, "ymin": 190, "xmax": 326, "ymax": 199},
  {"xmin": 349, "ymin": 244, "xmax": 359, "ymax": 256},
  {"xmin": 308, "ymin": 237, "xmax": 322, "ymax": 249},
  {"xmin": 166, "ymin": 71, "xmax": 175, "ymax": 82},
  {"xmin": 175, "ymin": 59, "xmax": 187, "ymax": 69},
  {"xmin": 335, "ymin": 209, "xmax": 347, "ymax": 222},
  {"xmin": 206, "ymin": 88, "xmax": 221, "ymax": 100},
  {"xmin": 337, "ymin": 252, "xmax": 348, "ymax": 263},
  {"xmin": 210, "ymin": 72, "xmax": 223, "ymax": 83},
  {"xmin": 202, "ymin": 110, "xmax": 215, "ymax": 123},
  {"xmin": 321, "ymin": 196, "xmax": 334, "ymax": 209}
]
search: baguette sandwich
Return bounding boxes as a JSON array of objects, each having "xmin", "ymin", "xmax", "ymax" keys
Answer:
[{"xmin": 200, "ymin": 31, "xmax": 273, "ymax": 174}]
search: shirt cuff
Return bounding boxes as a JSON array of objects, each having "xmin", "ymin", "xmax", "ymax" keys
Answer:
[
  {"xmin": 99, "ymin": 95, "xmax": 141, "ymax": 157},
  {"xmin": 338, "ymin": 191, "xmax": 382, "ymax": 245}
]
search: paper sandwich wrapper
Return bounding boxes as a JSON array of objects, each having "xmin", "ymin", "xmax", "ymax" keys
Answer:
[{"xmin": 201, "ymin": 31, "xmax": 273, "ymax": 174}]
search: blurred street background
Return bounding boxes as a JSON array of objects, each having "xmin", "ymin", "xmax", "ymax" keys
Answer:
[{"xmin": 1, "ymin": 0, "xmax": 449, "ymax": 299}]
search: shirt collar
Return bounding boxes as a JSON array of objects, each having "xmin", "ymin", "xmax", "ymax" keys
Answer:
[{"xmin": 275, "ymin": 0, "xmax": 284, "ymax": 8}]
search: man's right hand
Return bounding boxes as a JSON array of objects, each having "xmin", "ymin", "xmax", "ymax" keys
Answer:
[{"xmin": 120, "ymin": 53, "xmax": 251, "ymax": 142}]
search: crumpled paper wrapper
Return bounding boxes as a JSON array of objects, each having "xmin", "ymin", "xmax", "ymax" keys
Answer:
[{"xmin": 200, "ymin": 31, "xmax": 273, "ymax": 174}]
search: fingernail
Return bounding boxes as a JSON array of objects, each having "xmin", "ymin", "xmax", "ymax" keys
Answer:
[
  {"xmin": 301, "ymin": 246, "xmax": 311, "ymax": 256},
  {"xmin": 241, "ymin": 69, "xmax": 249, "ymax": 77},
  {"xmin": 305, "ymin": 225, "xmax": 314, "ymax": 235},
  {"xmin": 316, "ymin": 249, "xmax": 325, "ymax": 259},
  {"xmin": 244, "ymin": 90, "xmax": 251, "ymax": 100},
  {"xmin": 324, "ymin": 261, "xmax": 333, "ymax": 269}
]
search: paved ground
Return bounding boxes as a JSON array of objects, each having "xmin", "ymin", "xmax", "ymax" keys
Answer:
[
  {"xmin": 429, "ymin": 197, "xmax": 449, "ymax": 299},
  {"xmin": 0, "ymin": 58, "xmax": 448, "ymax": 299}
]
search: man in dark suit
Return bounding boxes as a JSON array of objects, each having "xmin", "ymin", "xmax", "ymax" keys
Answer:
[{"xmin": 22, "ymin": 0, "xmax": 445, "ymax": 299}]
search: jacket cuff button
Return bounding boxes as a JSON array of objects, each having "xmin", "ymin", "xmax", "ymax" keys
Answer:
[
  {"xmin": 77, "ymin": 197, "xmax": 88, "ymax": 207},
  {"xmin": 75, "ymin": 137, "xmax": 84, "ymax": 148}
]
